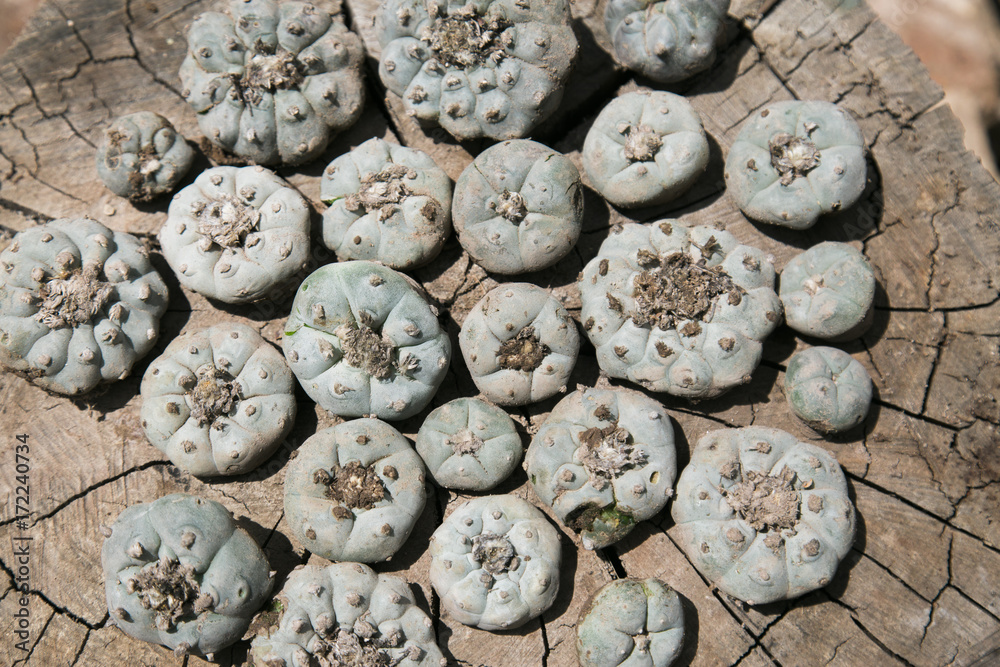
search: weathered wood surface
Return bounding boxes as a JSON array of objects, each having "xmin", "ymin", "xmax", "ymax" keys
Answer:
[{"xmin": 1, "ymin": 0, "xmax": 999, "ymax": 665}]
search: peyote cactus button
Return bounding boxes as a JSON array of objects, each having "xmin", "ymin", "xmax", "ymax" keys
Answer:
[
  {"xmin": 250, "ymin": 562, "xmax": 447, "ymax": 667},
  {"xmin": 428, "ymin": 494, "xmax": 561, "ymax": 631},
  {"xmin": 459, "ymin": 283, "xmax": 579, "ymax": 406},
  {"xmin": 605, "ymin": 0, "xmax": 730, "ymax": 84},
  {"xmin": 282, "ymin": 260, "xmax": 451, "ymax": 421},
  {"xmin": 96, "ymin": 112, "xmax": 195, "ymax": 201},
  {"xmin": 582, "ymin": 91, "xmax": 709, "ymax": 209},
  {"xmin": 0, "ymin": 218, "xmax": 168, "ymax": 396},
  {"xmin": 784, "ymin": 346, "xmax": 872, "ymax": 434},
  {"xmin": 140, "ymin": 322, "xmax": 296, "ymax": 477},
  {"xmin": 579, "ymin": 221, "xmax": 781, "ymax": 399},
  {"xmin": 320, "ymin": 137, "xmax": 452, "ymax": 270},
  {"xmin": 525, "ymin": 387, "xmax": 677, "ymax": 550},
  {"xmin": 284, "ymin": 418, "xmax": 427, "ymax": 563},
  {"xmin": 725, "ymin": 101, "xmax": 867, "ymax": 229},
  {"xmin": 780, "ymin": 241, "xmax": 876, "ymax": 340},
  {"xmin": 416, "ymin": 397, "xmax": 523, "ymax": 490},
  {"xmin": 179, "ymin": 0, "xmax": 365, "ymax": 166},
  {"xmin": 672, "ymin": 427, "xmax": 856, "ymax": 605},
  {"xmin": 102, "ymin": 493, "xmax": 274, "ymax": 658},
  {"xmin": 453, "ymin": 139, "xmax": 584, "ymax": 274},
  {"xmin": 374, "ymin": 0, "xmax": 578, "ymax": 141},
  {"xmin": 576, "ymin": 578, "xmax": 685, "ymax": 667}
]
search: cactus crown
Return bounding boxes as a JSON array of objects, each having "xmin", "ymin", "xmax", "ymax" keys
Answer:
[
  {"xmin": 345, "ymin": 164, "xmax": 414, "ymax": 214},
  {"xmin": 35, "ymin": 263, "xmax": 114, "ymax": 329},
  {"xmin": 421, "ymin": 8, "xmax": 510, "ymax": 69},
  {"xmin": 321, "ymin": 461, "xmax": 387, "ymax": 510},
  {"xmin": 769, "ymin": 131, "xmax": 821, "ymax": 186},
  {"xmin": 336, "ymin": 318, "xmax": 398, "ymax": 380},
  {"xmin": 188, "ymin": 365, "xmax": 241, "ymax": 426},
  {"xmin": 496, "ymin": 326, "xmax": 549, "ymax": 372},
  {"xmin": 237, "ymin": 45, "xmax": 306, "ymax": 107},
  {"xmin": 631, "ymin": 249, "xmax": 744, "ymax": 330},
  {"xmin": 472, "ymin": 532, "xmax": 517, "ymax": 576},
  {"xmin": 194, "ymin": 192, "xmax": 261, "ymax": 248},
  {"xmin": 494, "ymin": 189, "xmax": 528, "ymax": 223},
  {"xmin": 723, "ymin": 466, "xmax": 800, "ymax": 532},
  {"xmin": 128, "ymin": 557, "xmax": 213, "ymax": 631},
  {"xmin": 621, "ymin": 123, "xmax": 663, "ymax": 163},
  {"xmin": 578, "ymin": 411, "xmax": 647, "ymax": 491}
]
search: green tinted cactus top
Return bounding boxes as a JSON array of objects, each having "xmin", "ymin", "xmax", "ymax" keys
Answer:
[
  {"xmin": 375, "ymin": 0, "xmax": 578, "ymax": 140},
  {"xmin": 250, "ymin": 562, "xmax": 447, "ymax": 667},
  {"xmin": 282, "ymin": 260, "xmax": 451, "ymax": 420},
  {"xmin": 583, "ymin": 91, "xmax": 709, "ymax": 208},
  {"xmin": 284, "ymin": 418, "xmax": 427, "ymax": 563},
  {"xmin": 725, "ymin": 101, "xmax": 867, "ymax": 229},
  {"xmin": 102, "ymin": 493, "xmax": 273, "ymax": 658},
  {"xmin": 525, "ymin": 387, "xmax": 677, "ymax": 550},
  {"xmin": 179, "ymin": 0, "xmax": 365, "ymax": 166},
  {"xmin": 96, "ymin": 112, "xmax": 195, "ymax": 201},
  {"xmin": 577, "ymin": 578, "xmax": 685, "ymax": 667},
  {"xmin": 429, "ymin": 494, "xmax": 561, "ymax": 631},
  {"xmin": 160, "ymin": 165, "xmax": 311, "ymax": 304},
  {"xmin": 320, "ymin": 138, "xmax": 453, "ymax": 271},
  {"xmin": 0, "ymin": 218, "xmax": 168, "ymax": 395},
  {"xmin": 605, "ymin": 0, "xmax": 730, "ymax": 84},
  {"xmin": 784, "ymin": 346, "xmax": 872, "ymax": 433},
  {"xmin": 453, "ymin": 139, "xmax": 584, "ymax": 275},
  {"xmin": 579, "ymin": 221, "xmax": 781, "ymax": 399},
  {"xmin": 459, "ymin": 283, "xmax": 580, "ymax": 406},
  {"xmin": 140, "ymin": 322, "xmax": 296, "ymax": 477},
  {"xmin": 672, "ymin": 427, "xmax": 856, "ymax": 605},
  {"xmin": 416, "ymin": 397, "xmax": 523, "ymax": 491},
  {"xmin": 780, "ymin": 242, "xmax": 876, "ymax": 340}
]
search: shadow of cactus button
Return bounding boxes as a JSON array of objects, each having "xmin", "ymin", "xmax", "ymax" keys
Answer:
[
  {"xmin": 96, "ymin": 112, "xmax": 195, "ymax": 202},
  {"xmin": 605, "ymin": 0, "xmax": 729, "ymax": 84},
  {"xmin": 140, "ymin": 322, "xmax": 296, "ymax": 476},
  {"xmin": 282, "ymin": 260, "xmax": 450, "ymax": 420},
  {"xmin": 102, "ymin": 493, "xmax": 274, "ymax": 659},
  {"xmin": 179, "ymin": 0, "xmax": 365, "ymax": 166},
  {"xmin": 780, "ymin": 242, "xmax": 876, "ymax": 340},
  {"xmin": 453, "ymin": 139, "xmax": 583, "ymax": 274},
  {"xmin": 582, "ymin": 91, "xmax": 709, "ymax": 209},
  {"xmin": 250, "ymin": 562, "xmax": 447, "ymax": 667},
  {"xmin": 416, "ymin": 397, "xmax": 523, "ymax": 490},
  {"xmin": 725, "ymin": 101, "xmax": 867, "ymax": 229},
  {"xmin": 671, "ymin": 426, "xmax": 856, "ymax": 605},
  {"xmin": 428, "ymin": 494, "xmax": 561, "ymax": 631},
  {"xmin": 0, "ymin": 218, "xmax": 168, "ymax": 396},
  {"xmin": 320, "ymin": 138, "xmax": 453, "ymax": 271},
  {"xmin": 579, "ymin": 221, "xmax": 782, "ymax": 399},
  {"xmin": 375, "ymin": 0, "xmax": 578, "ymax": 141},
  {"xmin": 525, "ymin": 387, "xmax": 677, "ymax": 550},
  {"xmin": 459, "ymin": 283, "xmax": 579, "ymax": 406},
  {"xmin": 160, "ymin": 166, "xmax": 310, "ymax": 304},
  {"xmin": 577, "ymin": 578, "xmax": 685, "ymax": 667},
  {"xmin": 284, "ymin": 418, "xmax": 427, "ymax": 563},
  {"xmin": 784, "ymin": 347, "xmax": 872, "ymax": 433}
]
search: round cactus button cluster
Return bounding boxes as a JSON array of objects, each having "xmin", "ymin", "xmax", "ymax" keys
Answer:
[
  {"xmin": 320, "ymin": 137, "xmax": 453, "ymax": 270},
  {"xmin": 374, "ymin": 0, "xmax": 579, "ymax": 140},
  {"xmin": 416, "ymin": 397, "xmax": 523, "ymax": 491},
  {"xmin": 459, "ymin": 283, "xmax": 579, "ymax": 406},
  {"xmin": 583, "ymin": 91, "xmax": 710, "ymax": 209},
  {"xmin": 160, "ymin": 165, "xmax": 311, "ymax": 304},
  {"xmin": 780, "ymin": 241, "xmax": 876, "ymax": 340},
  {"xmin": 605, "ymin": 0, "xmax": 730, "ymax": 84},
  {"xmin": 0, "ymin": 218, "xmax": 169, "ymax": 395},
  {"xmin": 102, "ymin": 493, "xmax": 274, "ymax": 658},
  {"xmin": 429, "ymin": 494, "xmax": 561, "ymax": 631},
  {"xmin": 140, "ymin": 323, "xmax": 296, "ymax": 477},
  {"xmin": 250, "ymin": 562, "xmax": 447, "ymax": 667},
  {"xmin": 525, "ymin": 387, "xmax": 677, "ymax": 550},
  {"xmin": 96, "ymin": 112, "xmax": 195, "ymax": 201},
  {"xmin": 179, "ymin": 0, "xmax": 365, "ymax": 166},
  {"xmin": 672, "ymin": 427, "xmax": 856, "ymax": 605},
  {"xmin": 725, "ymin": 101, "xmax": 867, "ymax": 229},
  {"xmin": 282, "ymin": 260, "xmax": 451, "ymax": 420},
  {"xmin": 784, "ymin": 346, "xmax": 873, "ymax": 433},
  {"xmin": 453, "ymin": 139, "xmax": 584, "ymax": 275},
  {"xmin": 576, "ymin": 578, "xmax": 685, "ymax": 667},
  {"xmin": 579, "ymin": 221, "xmax": 781, "ymax": 399},
  {"xmin": 284, "ymin": 418, "xmax": 427, "ymax": 563}
]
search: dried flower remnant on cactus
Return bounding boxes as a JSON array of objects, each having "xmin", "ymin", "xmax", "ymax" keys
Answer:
[
  {"xmin": 723, "ymin": 467, "xmax": 800, "ymax": 532},
  {"xmin": 578, "ymin": 421, "xmax": 647, "ymax": 491}
]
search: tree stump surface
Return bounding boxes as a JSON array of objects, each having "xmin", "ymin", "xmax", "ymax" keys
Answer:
[{"xmin": 1, "ymin": 0, "xmax": 999, "ymax": 665}]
